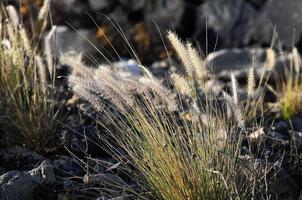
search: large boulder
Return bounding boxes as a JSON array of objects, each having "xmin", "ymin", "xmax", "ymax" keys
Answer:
[
  {"xmin": 205, "ymin": 47, "xmax": 292, "ymax": 79},
  {"xmin": 196, "ymin": 0, "xmax": 302, "ymax": 49},
  {"xmin": 263, "ymin": 0, "xmax": 302, "ymax": 48},
  {"xmin": 0, "ymin": 171, "xmax": 33, "ymax": 200}
]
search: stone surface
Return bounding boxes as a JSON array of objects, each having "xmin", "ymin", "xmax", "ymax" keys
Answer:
[
  {"xmin": 205, "ymin": 48, "xmax": 266, "ymax": 77},
  {"xmin": 143, "ymin": 0, "xmax": 184, "ymax": 27},
  {"xmin": 196, "ymin": 0, "xmax": 270, "ymax": 47},
  {"xmin": 51, "ymin": 26, "xmax": 97, "ymax": 56},
  {"xmin": 196, "ymin": 0, "xmax": 302, "ymax": 49},
  {"xmin": 61, "ymin": 125, "xmax": 99, "ymax": 154},
  {"xmin": 292, "ymin": 117, "xmax": 302, "ymax": 132},
  {"xmin": 29, "ymin": 160, "xmax": 56, "ymax": 186},
  {"xmin": 263, "ymin": 0, "xmax": 302, "ymax": 48},
  {"xmin": 88, "ymin": 0, "xmax": 111, "ymax": 10},
  {"xmin": 0, "ymin": 171, "xmax": 33, "ymax": 200}
]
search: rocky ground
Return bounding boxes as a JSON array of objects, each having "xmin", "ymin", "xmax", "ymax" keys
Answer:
[{"xmin": 2, "ymin": 0, "xmax": 302, "ymax": 199}]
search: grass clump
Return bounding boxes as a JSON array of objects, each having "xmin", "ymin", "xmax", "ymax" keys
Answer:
[
  {"xmin": 0, "ymin": 4, "xmax": 59, "ymax": 151},
  {"xmin": 67, "ymin": 31, "xmax": 278, "ymax": 199},
  {"xmin": 272, "ymin": 47, "xmax": 302, "ymax": 120}
]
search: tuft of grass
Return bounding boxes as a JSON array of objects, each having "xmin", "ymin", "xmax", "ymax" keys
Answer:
[
  {"xmin": 273, "ymin": 47, "xmax": 302, "ymax": 120},
  {"xmin": 0, "ymin": 5, "xmax": 60, "ymax": 152},
  {"xmin": 67, "ymin": 32, "xmax": 278, "ymax": 199}
]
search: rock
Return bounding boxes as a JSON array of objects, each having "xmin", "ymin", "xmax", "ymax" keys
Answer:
[
  {"xmin": 143, "ymin": 0, "xmax": 184, "ymax": 27},
  {"xmin": 292, "ymin": 117, "xmax": 302, "ymax": 132},
  {"xmin": 114, "ymin": 59, "xmax": 141, "ymax": 76},
  {"xmin": 196, "ymin": 0, "xmax": 269, "ymax": 47},
  {"xmin": 51, "ymin": 0, "xmax": 93, "ymax": 27},
  {"xmin": 205, "ymin": 48, "xmax": 266, "ymax": 78},
  {"xmin": 196, "ymin": 0, "xmax": 302, "ymax": 49},
  {"xmin": 293, "ymin": 131, "xmax": 302, "ymax": 151},
  {"xmin": 0, "ymin": 146, "xmax": 47, "ymax": 170},
  {"xmin": 29, "ymin": 160, "xmax": 56, "ymax": 186},
  {"xmin": 50, "ymin": 26, "xmax": 97, "ymax": 56},
  {"xmin": 53, "ymin": 156, "xmax": 83, "ymax": 176},
  {"xmin": 83, "ymin": 173, "xmax": 124, "ymax": 186},
  {"xmin": 268, "ymin": 131, "xmax": 288, "ymax": 140},
  {"xmin": 150, "ymin": 59, "xmax": 171, "ymax": 77},
  {"xmin": 267, "ymin": 131, "xmax": 289, "ymax": 147},
  {"xmin": 275, "ymin": 120, "xmax": 288, "ymax": 134},
  {"xmin": 61, "ymin": 125, "xmax": 99, "ymax": 154},
  {"xmin": 88, "ymin": 0, "xmax": 111, "ymax": 10},
  {"xmin": 205, "ymin": 48, "xmax": 293, "ymax": 79},
  {"xmin": 119, "ymin": 0, "xmax": 146, "ymax": 11},
  {"xmin": 274, "ymin": 167, "xmax": 301, "ymax": 199},
  {"xmin": 0, "ymin": 171, "xmax": 33, "ymax": 200},
  {"xmin": 245, "ymin": 0, "xmax": 268, "ymax": 9},
  {"xmin": 263, "ymin": 0, "xmax": 302, "ymax": 48}
]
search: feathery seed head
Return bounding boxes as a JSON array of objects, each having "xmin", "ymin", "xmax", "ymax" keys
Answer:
[
  {"xmin": 186, "ymin": 42, "xmax": 206, "ymax": 80},
  {"xmin": 38, "ymin": 0, "xmax": 51, "ymax": 20},
  {"xmin": 35, "ymin": 56, "xmax": 47, "ymax": 93},
  {"xmin": 19, "ymin": 26, "xmax": 32, "ymax": 55},
  {"xmin": 44, "ymin": 26, "xmax": 57, "ymax": 77},
  {"xmin": 6, "ymin": 5, "xmax": 19, "ymax": 29},
  {"xmin": 170, "ymin": 73, "xmax": 191, "ymax": 96},
  {"xmin": 266, "ymin": 48, "xmax": 276, "ymax": 70},
  {"xmin": 247, "ymin": 67, "xmax": 255, "ymax": 97},
  {"xmin": 292, "ymin": 47, "xmax": 301, "ymax": 74},
  {"xmin": 167, "ymin": 31, "xmax": 193, "ymax": 76},
  {"xmin": 231, "ymin": 73, "xmax": 238, "ymax": 105}
]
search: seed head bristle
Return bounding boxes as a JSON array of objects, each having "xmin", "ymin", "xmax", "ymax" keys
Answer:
[
  {"xmin": 231, "ymin": 73, "xmax": 238, "ymax": 105},
  {"xmin": 167, "ymin": 31, "xmax": 193, "ymax": 76},
  {"xmin": 247, "ymin": 67, "xmax": 255, "ymax": 97},
  {"xmin": 35, "ymin": 56, "xmax": 47, "ymax": 93},
  {"xmin": 19, "ymin": 26, "xmax": 32, "ymax": 55},
  {"xmin": 292, "ymin": 47, "xmax": 301, "ymax": 74},
  {"xmin": 6, "ymin": 5, "xmax": 19, "ymax": 29},
  {"xmin": 38, "ymin": 0, "xmax": 51, "ymax": 20},
  {"xmin": 44, "ymin": 26, "xmax": 57, "ymax": 78},
  {"xmin": 186, "ymin": 42, "xmax": 206, "ymax": 79},
  {"xmin": 139, "ymin": 77, "xmax": 177, "ymax": 110},
  {"xmin": 170, "ymin": 73, "xmax": 191, "ymax": 96},
  {"xmin": 223, "ymin": 92, "xmax": 245, "ymax": 128},
  {"xmin": 5, "ymin": 21, "xmax": 15, "ymax": 43},
  {"xmin": 266, "ymin": 48, "xmax": 276, "ymax": 70}
]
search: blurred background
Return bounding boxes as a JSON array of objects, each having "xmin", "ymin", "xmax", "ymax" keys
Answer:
[{"xmin": 5, "ymin": 0, "xmax": 302, "ymax": 64}]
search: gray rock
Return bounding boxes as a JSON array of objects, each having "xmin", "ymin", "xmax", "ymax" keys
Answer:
[
  {"xmin": 0, "ymin": 171, "xmax": 19, "ymax": 184},
  {"xmin": 119, "ymin": 0, "xmax": 146, "ymax": 11},
  {"xmin": 114, "ymin": 59, "xmax": 142, "ymax": 76},
  {"xmin": 61, "ymin": 125, "xmax": 99, "ymax": 154},
  {"xmin": 196, "ymin": 0, "xmax": 269, "ymax": 47},
  {"xmin": 263, "ymin": 0, "xmax": 302, "ymax": 48},
  {"xmin": 274, "ymin": 167, "xmax": 300, "ymax": 199},
  {"xmin": 51, "ymin": 26, "xmax": 97, "ymax": 56},
  {"xmin": 205, "ymin": 48, "xmax": 266, "ymax": 77},
  {"xmin": 29, "ymin": 160, "xmax": 55, "ymax": 186},
  {"xmin": 83, "ymin": 173, "xmax": 124, "ymax": 186},
  {"xmin": 143, "ymin": 0, "xmax": 184, "ymax": 27},
  {"xmin": 0, "ymin": 171, "xmax": 33, "ymax": 200},
  {"xmin": 196, "ymin": 0, "xmax": 302, "ymax": 48},
  {"xmin": 267, "ymin": 131, "xmax": 289, "ymax": 146},
  {"xmin": 276, "ymin": 121, "xmax": 288, "ymax": 133},
  {"xmin": 0, "ymin": 146, "xmax": 47, "ymax": 169},
  {"xmin": 268, "ymin": 131, "xmax": 288, "ymax": 140},
  {"xmin": 53, "ymin": 156, "xmax": 83, "ymax": 176},
  {"xmin": 205, "ymin": 47, "xmax": 293, "ymax": 79},
  {"xmin": 88, "ymin": 0, "xmax": 111, "ymax": 10},
  {"xmin": 292, "ymin": 117, "xmax": 302, "ymax": 132}
]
